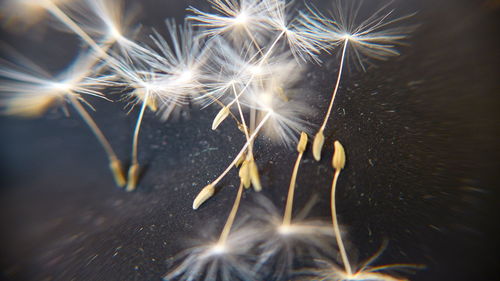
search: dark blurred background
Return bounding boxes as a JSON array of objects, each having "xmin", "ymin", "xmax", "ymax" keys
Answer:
[{"xmin": 0, "ymin": 0, "xmax": 498, "ymax": 280}]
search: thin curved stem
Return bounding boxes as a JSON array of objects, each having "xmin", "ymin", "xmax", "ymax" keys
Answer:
[
  {"xmin": 68, "ymin": 94, "xmax": 118, "ymax": 162},
  {"xmin": 218, "ymin": 182, "xmax": 244, "ymax": 245},
  {"xmin": 331, "ymin": 168, "xmax": 352, "ymax": 276},
  {"xmin": 131, "ymin": 92, "xmax": 149, "ymax": 166},
  {"xmin": 212, "ymin": 111, "xmax": 271, "ymax": 187},
  {"xmin": 282, "ymin": 149, "xmax": 304, "ymax": 226},
  {"xmin": 232, "ymin": 84, "xmax": 250, "ymax": 143},
  {"xmin": 44, "ymin": 1, "xmax": 141, "ymax": 81},
  {"xmin": 320, "ymin": 39, "xmax": 349, "ymax": 132}
]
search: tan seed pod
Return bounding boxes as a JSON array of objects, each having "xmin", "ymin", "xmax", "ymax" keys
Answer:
[
  {"xmin": 297, "ymin": 132, "xmax": 308, "ymax": 153},
  {"xmin": 192, "ymin": 184, "xmax": 215, "ymax": 210},
  {"xmin": 238, "ymin": 123, "xmax": 247, "ymax": 133},
  {"xmin": 109, "ymin": 158, "xmax": 126, "ymax": 187},
  {"xmin": 312, "ymin": 130, "xmax": 325, "ymax": 161},
  {"xmin": 333, "ymin": 141, "xmax": 346, "ymax": 170},
  {"xmin": 236, "ymin": 151, "xmax": 246, "ymax": 167},
  {"xmin": 249, "ymin": 159, "xmax": 262, "ymax": 192},
  {"xmin": 239, "ymin": 160, "xmax": 251, "ymax": 188},
  {"xmin": 126, "ymin": 163, "xmax": 140, "ymax": 192},
  {"xmin": 212, "ymin": 106, "xmax": 230, "ymax": 130}
]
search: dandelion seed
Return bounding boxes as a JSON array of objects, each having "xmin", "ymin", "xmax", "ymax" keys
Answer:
[
  {"xmin": 297, "ymin": 140, "xmax": 423, "ymax": 281},
  {"xmin": 303, "ymin": 1, "xmax": 415, "ymax": 70},
  {"xmin": 168, "ymin": 183, "xmax": 260, "ymax": 281},
  {"xmin": 163, "ymin": 223, "xmax": 260, "ymax": 281},
  {"xmin": 0, "ymin": 50, "xmax": 126, "ymax": 187},
  {"xmin": 300, "ymin": 256, "xmax": 423, "ymax": 281},
  {"xmin": 308, "ymin": 1, "xmax": 413, "ymax": 161},
  {"xmin": 263, "ymin": 0, "xmax": 328, "ymax": 62},
  {"xmin": 118, "ymin": 19, "xmax": 208, "ymax": 190}
]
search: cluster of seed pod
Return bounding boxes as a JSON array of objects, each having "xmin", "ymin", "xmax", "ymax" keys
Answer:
[{"xmin": 0, "ymin": 0, "xmax": 419, "ymax": 280}]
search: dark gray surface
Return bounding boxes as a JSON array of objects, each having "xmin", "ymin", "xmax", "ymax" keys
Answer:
[{"xmin": 0, "ymin": 0, "xmax": 498, "ymax": 280}]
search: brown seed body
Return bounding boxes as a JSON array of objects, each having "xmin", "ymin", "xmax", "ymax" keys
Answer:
[
  {"xmin": 297, "ymin": 132, "xmax": 308, "ymax": 153},
  {"xmin": 239, "ymin": 160, "xmax": 251, "ymax": 188},
  {"xmin": 109, "ymin": 158, "xmax": 126, "ymax": 187},
  {"xmin": 126, "ymin": 163, "xmax": 140, "ymax": 192},
  {"xmin": 313, "ymin": 130, "xmax": 325, "ymax": 161},
  {"xmin": 212, "ymin": 106, "xmax": 230, "ymax": 130},
  {"xmin": 249, "ymin": 159, "xmax": 262, "ymax": 192},
  {"xmin": 333, "ymin": 141, "xmax": 346, "ymax": 170},
  {"xmin": 192, "ymin": 184, "xmax": 215, "ymax": 210}
]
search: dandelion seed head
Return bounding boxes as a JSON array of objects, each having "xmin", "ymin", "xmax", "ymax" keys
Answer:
[
  {"xmin": 51, "ymin": 82, "xmax": 73, "ymax": 92},
  {"xmin": 209, "ymin": 243, "xmax": 227, "ymax": 255},
  {"xmin": 343, "ymin": 33, "xmax": 353, "ymax": 40},
  {"xmin": 176, "ymin": 70, "xmax": 194, "ymax": 84},
  {"xmin": 187, "ymin": 0, "xmax": 271, "ymax": 42},
  {"xmin": 164, "ymin": 221, "xmax": 260, "ymax": 281},
  {"xmin": 299, "ymin": 241, "xmax": 424, "ymax": 281},
  {"xmin": 277, "ymin": 224, "xmax": 293, "ymax": 235},
  {"xmin": 233, "ymin": 11, "xmax": 248, "ymax": 26},
  {"xmin": 108, "ymin": 24, "xmax": 124, "ymax": 41},
  {"xmin": 302, "ymin": 0, "xmax": 414, "ymax": 70},
  {"xmin": 244, "ymin": 195, "xmax": 338, "ymax": 280},
  {"xmin": 0, "ymin": 48, "xmax": 112, "ymax": 118},
  {"xmin": 301, "ymin": 259, "xmax": 421, "ymax": 281}
]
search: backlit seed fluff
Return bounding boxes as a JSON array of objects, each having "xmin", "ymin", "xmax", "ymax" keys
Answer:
[
  {"xmin": 332, "ymin": 140, "xmax": 346, "ymax": 170},
  {"xmin": 192, "ymin": 183, "xmax": 215, "ymax": 210}
]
